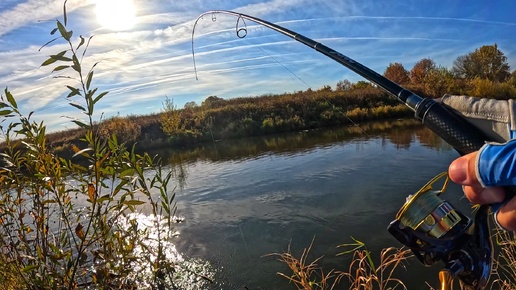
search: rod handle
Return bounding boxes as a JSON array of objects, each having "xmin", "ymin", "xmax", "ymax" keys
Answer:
[{"xmin": 415, "ymin": 98, "xmax": 486, "ymax": 155}]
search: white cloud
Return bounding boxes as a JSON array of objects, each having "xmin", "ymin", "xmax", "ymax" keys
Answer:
[{"xmin": 0, "ymin": 0, "xmax": 92, "ymax": 37}]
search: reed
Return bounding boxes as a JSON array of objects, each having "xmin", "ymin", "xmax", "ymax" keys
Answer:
[{"xmin": 271, "ymin": 237, "xmax": 412, "ymax": 290}]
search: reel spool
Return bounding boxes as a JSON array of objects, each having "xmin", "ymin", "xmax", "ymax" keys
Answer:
[{"xmin": 388, "ymin": 172, "xmax": 492, "ymax": 289}]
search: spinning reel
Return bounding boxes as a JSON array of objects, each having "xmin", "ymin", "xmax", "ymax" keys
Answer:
[{"xmin": 388, "ymin": 172, "xmax": 493, "ymax": 289}]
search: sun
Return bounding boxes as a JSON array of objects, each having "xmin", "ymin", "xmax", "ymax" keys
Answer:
[{"xmin": 95, "ymin": 0, "xmax": 137, "ymax": 31}]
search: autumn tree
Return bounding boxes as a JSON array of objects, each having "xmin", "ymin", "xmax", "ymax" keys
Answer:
[
  {"xmin": 184, "ymin": 101, "xmax": 198, "ymax": 109},
  {"xmin": 384, "ymin": 62, "xmax": 410, "ymax": 84},
  {"xmin": 424, "ymin": 66, "xmax": 457, "ymax": 97},
  {"xmin": 410, "ymin": 58, "xmax": 436, "ymax": 85},
  {"xmin": 201, "ymin": 95, "xmax": 225, "ymax": 108},
  {"xmin": 336, "ymin": 79, "xmax": 353, "ymax": 91},
  {"xmin": 452, "ymin": 44, "xmax": 510, "ymax": 82}
]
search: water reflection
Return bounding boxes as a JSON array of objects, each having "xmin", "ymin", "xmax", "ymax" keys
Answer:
[
  {"xmin": 152, "ymin": 120, "xmax": 464, "ymax": 290},
  {"xmin": 156, "ymin": 119, "xmax": 451, "ymax": 167}
]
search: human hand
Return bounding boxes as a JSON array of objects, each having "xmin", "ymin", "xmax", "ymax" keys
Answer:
[{"xmin": 449, "ymin": 151, "xmax": 516, "ymax": 231}]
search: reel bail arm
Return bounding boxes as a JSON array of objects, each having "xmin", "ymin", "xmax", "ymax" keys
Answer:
[{"xmin": 388, "ymin": 173, "xmax": 492, "ymax": 289}]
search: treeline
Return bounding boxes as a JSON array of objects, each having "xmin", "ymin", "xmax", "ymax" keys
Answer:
[
  {"xmin": 381, "ymin": 43, "xmax": 516, "ymax": 99},
  {"xmin": 45, "ymin": 44, "xmax": 516, "ymax": 156}
]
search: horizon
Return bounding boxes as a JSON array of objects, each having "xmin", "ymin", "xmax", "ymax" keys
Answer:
[{"xmin": 1, "ymin": 0, "xmax": 515, "ymax": 133}]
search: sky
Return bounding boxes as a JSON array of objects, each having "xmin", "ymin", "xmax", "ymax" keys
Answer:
[{"xmin": 1, "ymin": 0, "xmax": 515, "ymax": 133}]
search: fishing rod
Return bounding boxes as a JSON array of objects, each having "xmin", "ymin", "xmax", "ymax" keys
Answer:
[{"xmin": 193, "ymin": 10, "xmax": 497, "ymax": 289}]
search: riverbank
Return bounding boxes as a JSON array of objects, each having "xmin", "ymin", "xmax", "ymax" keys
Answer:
[{"xmin": 43, "ymin": 84, "xmax": 414, "ymax": 159}]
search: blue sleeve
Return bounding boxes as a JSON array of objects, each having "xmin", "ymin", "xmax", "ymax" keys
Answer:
[{"xmin": 477, "ymin": 139, "xmax": 516, "ymax": 187}]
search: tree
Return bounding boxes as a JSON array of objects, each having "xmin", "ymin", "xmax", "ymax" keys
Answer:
[
  {"xmin": 184, "ymin": 101, "xmax": 198, "ymax": 109},
  {"xmin": 336, "ymin": 79, "xmax": 353, "ymax": 91},
  {"xmin": 384, "ymin": 62, "xmax": 410, "ymax": 84},
  {"xmin": 318, "ymin": 85, "xmax": 332, "ymax": 92},
  {"xmin": 201, "ymin": 95, "xmax": 224, "ymax": 108},
  {"xmin": 410, "ymin": 58, "xmax": 436, "ymax": 85},
  {"xmin": 353, "ymin": 81, "xmax": 373, "ymax": 89},
  {"xmin": 452, "ymin": 44, "xmax": 510, "ymax": 82},
  {"xmin": 424, "ymin": 66, "xmax": 456, "ymax": 98}
]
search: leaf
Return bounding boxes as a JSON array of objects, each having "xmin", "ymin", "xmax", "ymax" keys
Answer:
[
  {"xmin": 71, "ymin": 64, "xmax": 80, "ymax": 73},
  {"xmin": 72, "ymin": 120, "xmax": 89, "ymax": 129},
  {"xmin": 57, "ymin": 20, "xmax": 69, "ymax": 41},
  {"xmin": 0, "ymin": 109, "xmax": 13, "ymax": 116},
  {"xmin": 38, "ymin": 36, "xmax": 60, "ymax": 51},
  {"xmin": 120, "ymin": 168, "xmax": 135, "ymax": 178},
  {"xmin": 22, "ymin": 265, "xmax": 38, "ymax": 272},
  {"xmin": 75, "ymin": 223, "xmax": 85, "ymax": 240},
  {"xmin": 4, "ymin": 90, "xmax": 17, "ymax": 110},
  {"xmin": 50, "ymin": 54, "xmax": 72, "ymax": 62},
  {"xmin": 86, "ymin": 71, "xmax": 93, "ymax": 90},
  {"xmin": 41, "ymin": 57, "xmax": 58, "ymax": 67},
  {"xmin": 63, "ymin": 0, "xmax": 68, "ymax": 26},
  {"xmin": 66, "ymin": 86, "xmax": 80, "ymax": 98},
  {"xmin": 123, "ymin": 200, "xmax": 145, "ymax": 206},
  {"xmin": 52, "ymin": 65, "xmax": 69, "ymax": 73},
  {"xmin": 92, "ymin": 91, "xmax": 109, "ymax": 105},
  {"xmin": 69, "ymin": 102, "xmax": 86, "ymax": 112},
  {"xmin": 50, "ymin": 28, "xmax": 58, "ymax": 35},
  {"xmin": 88, "ymin": 183, "xmax": 95, "ymax": 202},
  {"xmin": 77, "ymin": 35, "xmax": 85, "ymax": 50}
]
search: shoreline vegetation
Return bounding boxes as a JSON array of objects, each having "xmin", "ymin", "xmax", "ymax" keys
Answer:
[
  {"xmin": 45, "ymin": 85, "xmax": 415, "ymax": 159},
  {"xmin": 1, "ymin": 2, "xmax": 516, "ymax": 289}
]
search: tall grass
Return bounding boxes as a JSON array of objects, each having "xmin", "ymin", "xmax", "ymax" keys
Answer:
[
  {"xmin": 270, "ymin": 238, "xmax": 412, "ymax": 290},
  {"xmin": 491, "ymin": 230, "xmax": 516, "ymax": 289}
]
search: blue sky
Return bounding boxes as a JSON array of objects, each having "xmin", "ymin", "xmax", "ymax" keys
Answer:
[{"xmin": 1, "ymin": 0, "xmax": 515, "ymax": 132}]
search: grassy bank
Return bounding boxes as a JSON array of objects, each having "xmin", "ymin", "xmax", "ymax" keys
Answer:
[{"xmin": 44, "ymin": 85, "xmax": 413, "ymax": 159}]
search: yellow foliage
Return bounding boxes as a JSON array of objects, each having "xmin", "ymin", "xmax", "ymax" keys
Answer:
[{"xmin": 98, "ymin": 116, "xmax": 141, "ymax": 143}]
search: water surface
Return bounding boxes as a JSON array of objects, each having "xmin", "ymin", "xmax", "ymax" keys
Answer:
[{"xmin": 155, "ymin": 120, "xmax": 474, "ymax": 289}]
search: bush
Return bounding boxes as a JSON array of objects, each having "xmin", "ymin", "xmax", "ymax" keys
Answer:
[{"xmin": 99, "ymin": 116, "xmax": 142, "ymax": 143}]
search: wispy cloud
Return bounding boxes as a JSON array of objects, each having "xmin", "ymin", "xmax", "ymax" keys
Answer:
[{"xmin": 0, "ymin": 0, "xmax": 91, "ymax": 37}]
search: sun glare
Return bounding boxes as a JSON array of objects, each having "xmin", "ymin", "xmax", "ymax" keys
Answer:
[{"xmin": 95, "ymin": 0, "xmax": 136, "ymax": 31}]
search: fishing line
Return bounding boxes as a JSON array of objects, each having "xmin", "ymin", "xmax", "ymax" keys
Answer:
[{"xmin": 238, "ymin": 224, "xmax": 252, "ymax": 262}]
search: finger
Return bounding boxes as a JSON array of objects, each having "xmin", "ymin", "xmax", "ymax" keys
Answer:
[
  {"xmin": 496, "ymin": 197, "xmax": 516, "ymax": 231},
  {"xmin": 448, "ymin": 152, "xmax": 480, "ymax": 186},
  {"xmin": 462, "ymin": 185, "xmax": 506, "ymax": 204}
]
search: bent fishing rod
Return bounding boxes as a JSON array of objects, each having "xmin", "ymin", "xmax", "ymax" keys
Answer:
[
  {"xmin": 193, "ymin": 10, "xmax": 488, "ymax": 155},
  {"xmin": 193, "ymin": 10, "xmax": 500, "ymax": 289}
]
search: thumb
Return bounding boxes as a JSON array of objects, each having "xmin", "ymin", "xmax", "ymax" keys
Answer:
[{"xmin": 448, "ymin": 152, "xmax": 479, "ymax": 186}]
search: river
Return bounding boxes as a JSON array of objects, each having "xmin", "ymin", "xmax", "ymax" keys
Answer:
[{"xmin": 153, "ymin": 119, "xmax": 476, "ymax": 290}]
